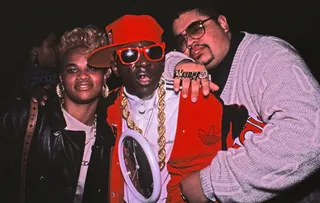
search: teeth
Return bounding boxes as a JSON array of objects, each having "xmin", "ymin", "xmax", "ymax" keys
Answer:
[
  {"xmin": 139, "ymin": 75, "xmax": 148, "ymax": 79},
  {"xmin": 78, "ymin": 84, "xmax": 90, "ymax": 89},
  {"xmin": 193, "ymin": 48, "xmax": 202, "ymax": 55}
]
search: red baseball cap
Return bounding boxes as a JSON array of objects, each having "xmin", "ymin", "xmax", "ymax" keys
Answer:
[{"xmin": 88, "ymin": 14, "xmax": 163, "ymax": 68}]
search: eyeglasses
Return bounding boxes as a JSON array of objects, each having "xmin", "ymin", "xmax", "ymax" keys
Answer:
[
  {"xmin": 116, "ymin": 43, "xmax": 166, "ymax": 65},
  {"xmin": 176, "ymin": 17, "xmax": 213, "ymax": 52}
]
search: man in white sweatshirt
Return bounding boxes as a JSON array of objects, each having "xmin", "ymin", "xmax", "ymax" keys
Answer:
[{"xmin": 169, "ymin": 1, "xmax": 320, "ymax": 203}]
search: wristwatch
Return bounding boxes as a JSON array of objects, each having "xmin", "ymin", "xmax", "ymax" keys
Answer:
[{"xmin": 118, "ymin": 130, "xmax": 161, "ymax": 202}]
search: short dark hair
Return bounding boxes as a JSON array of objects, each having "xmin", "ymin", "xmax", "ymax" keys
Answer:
[
  {"xmin": 28, "ymin": 21, "xmax": 56, "ymax": 48},
  {"xmin": 12, "ymin": 10, "xmax": 62, "ymax": 68},
  {"xmin": 171, "ymin": 0, "xmax": 225, "ymax": 20},
  {"xmin": 163, "ymin": 0, "xmax": 226, "ymax": 51}
]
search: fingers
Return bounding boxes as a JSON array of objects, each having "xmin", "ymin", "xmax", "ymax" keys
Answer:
[
  {"xmin": 175, "ymin": 77, "xmax": 214, "ymax": 101},
  {"xmin": 173, "ymin": 77, "xmax": 181, "ymax": 92},
  {"xmin": 173, "ymin": 62, "xmax": 219, "ymax": 100},
  {"xmin": 31, "ymin": 93, "xmax": 46, "ymax": 106},
  {"xmin": 209, "ymin": 82, "xmax": 219, "ymax": 92},
  {"xmin": 191, "ymin": 79, "xmax": 200, "ymax": 103},
  {"xmin": 181, "ymin": 78, "xmax": 191, "ymax": 98},
  {"xmin": 31, "ymin": 91, "xmax": 41, "ymax": 104},
  {"xmin": 31, "ymin": 97, "xmax": 38, "ymax": 104},
  {"xmin": 190, "ymin": 78, "xmax": 217, "ymax": 102},
  {"xmin": 30, "ymin": 86, "xmax": 49, "ymax": 106},
  {"xmin": 174, "ymin": 77, "xmax": 218, "ymax": 101},
  {"xmin": 200, "ymin": 78, "xmax": 210, "ymax": 96},
  {"xmin": 39, "ymin": 88, "xmax": 48, "ymax": 104}
]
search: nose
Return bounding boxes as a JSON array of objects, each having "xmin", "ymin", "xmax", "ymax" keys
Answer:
[
  {"xmin": 134, "ymin": 52, "xmax": 149, "ymax": 68},
  {"xmin": 76, "ymin": 70, "xmax": 90, "ymax": 81},
  {"xmin": 185, "ymin": 36, "xmax": 197, "ymax": 50}
]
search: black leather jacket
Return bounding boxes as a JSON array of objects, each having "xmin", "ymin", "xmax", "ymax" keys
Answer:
[{"xmin": 0, "ymin": 94, "xmax": 115, "ymax": 203}]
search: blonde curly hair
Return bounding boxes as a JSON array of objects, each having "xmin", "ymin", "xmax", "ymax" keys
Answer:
[{"xmin": 57, "ymin": 25, "xmax": 107, "ymax": 58}]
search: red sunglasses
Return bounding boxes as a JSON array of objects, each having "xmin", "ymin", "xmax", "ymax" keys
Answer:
[{"xmin": 116, "ymin": 43, "xmax": 166, "ymax": 65}]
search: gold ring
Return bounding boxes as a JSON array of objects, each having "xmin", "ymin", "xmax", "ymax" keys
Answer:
[
  {"xmin": 198, "ymin": 69, "xmax": 209, "ymax": 79},
  {"xmin": 174, "ymin": 70, "xmax": 199, "ymax": 81}
]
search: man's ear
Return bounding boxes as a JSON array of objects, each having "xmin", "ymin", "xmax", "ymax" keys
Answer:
[
  {"xmin": 30, "ymin": 47, "xmax": 40, "ymax": 62},
  {"xmin": 110, "ymin": 61, "xmax": 120, "ymax": 77},
  {"xmin": 217, "ymin": 15, "xmax": 230, "ymax": 33},
  {"xmin": 31, "ymin": 47, "xmax": 39, "ymax": 56}
]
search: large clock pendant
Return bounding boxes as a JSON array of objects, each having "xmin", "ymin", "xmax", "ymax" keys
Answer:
[{"xmin": 118, "ymin": 130, "xmax": 161, "ymax": 202}]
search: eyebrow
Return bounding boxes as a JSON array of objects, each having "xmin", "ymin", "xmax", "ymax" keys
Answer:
[
  {"xmin": 65, "ymin": 63, "xmax": 77, "ymax": 68},
  {"xmin": 176, "ymin": 20, "xmax": 201, "ymax": 37}
]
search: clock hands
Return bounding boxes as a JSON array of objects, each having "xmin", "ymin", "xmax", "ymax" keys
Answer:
[
  {"xmin": 132, "ymin": 166, "xmax": 139, "ymax": 180},
  {"xmin": 133, "ymin": 142, "xmax": 140, "ymax": 170},
  {"xmin": 131, "ymin": 141, "xmax": 140, "ymax": 181},
  {"xmin": 120, "ymin": 133, "xmax": 161, "ymax": 202}
]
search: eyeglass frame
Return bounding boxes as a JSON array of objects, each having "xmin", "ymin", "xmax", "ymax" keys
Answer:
[
  {"xmin": 115, "ymin": 42, "xmax": 166, "ymax": 65},
  {"xmin": 175, "ymin": 17, "xmax": 216, "ymax": 52}
]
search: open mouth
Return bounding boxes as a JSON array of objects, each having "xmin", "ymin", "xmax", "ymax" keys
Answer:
[
  {"xmin": 136, "ymin": 73, "xmax": 152, "ymax": 86},
  {"xmin": 76, "ymin": 83, "xmax": 93, "ymax": 91}
]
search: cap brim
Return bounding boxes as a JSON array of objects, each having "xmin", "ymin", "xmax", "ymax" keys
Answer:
[{"xmin": 88, "ymin": 44, "xmax": 123, "ymax": 68}]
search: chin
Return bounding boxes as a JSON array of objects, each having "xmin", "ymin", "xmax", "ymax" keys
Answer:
[
  {"xmin": 76, "ymin": 95, "xmax": 100, "ymax": 103},
  {"xmin": 196, "ymin": 55, "xmax": 213, "ymax": 68}
]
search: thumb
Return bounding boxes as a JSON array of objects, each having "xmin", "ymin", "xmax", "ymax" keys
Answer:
[{"xmin": 210, "ymin": 82, "xmax": 219, "ymax": 92}]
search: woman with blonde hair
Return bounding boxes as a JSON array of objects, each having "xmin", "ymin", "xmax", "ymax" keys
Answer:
[{"xmin": 0, "ymin": 26, "xmax": 115, "ymax": 203}]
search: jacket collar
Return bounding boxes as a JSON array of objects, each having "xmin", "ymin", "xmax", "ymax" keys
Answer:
[
  {"xmin": 46, "ymin": 89, "xmax": 113, "ymax": 140},
  {"xmin": 46, "ymin": 92, "xmax": 66, "ymax": 130}
]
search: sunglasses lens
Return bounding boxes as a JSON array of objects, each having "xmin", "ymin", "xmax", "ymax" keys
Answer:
[
  {"xmin": 120, "ymin": 49, "xmax": 138, "ymax": 63},
  {"xmin": 145, "ymin": 46, "xmax": 163, "ymax": 60},
  {"xmin": 187, "ymin": 22, "xmax": 205, "ymax": 38},
  {"xmin": 176, "ymin": 21, "xmax": 206, "ymax": 52}
]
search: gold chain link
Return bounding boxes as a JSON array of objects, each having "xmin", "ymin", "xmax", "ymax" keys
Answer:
[{"xmin": 121, "ymin": 78, "xmax": 166, "ymax": 170}]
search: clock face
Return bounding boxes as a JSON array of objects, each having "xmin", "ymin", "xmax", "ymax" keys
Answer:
[{"xmin": 123, "ymin": 136, "xmax": 154, "ymax": 198}]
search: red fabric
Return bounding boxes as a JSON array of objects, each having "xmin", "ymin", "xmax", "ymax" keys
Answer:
[
  {"xmin": 88, "ymin": 15, "xmax": 163, "ymax": 68},
  {"xmin": 107, "ymin": 88, "xmax": 125, "ymax": 203},
  {"xmin": 166, "ymin": 90, "xmax": 233, "ymax": 203},
  {"xmin": 107, "ymin": 87, "xmax": 230, "ymax": 203},
  {"xmin": 107, "ymin": 87, "xmax": 263, "ymax": 203},
  {"xmin": 105, "ymin": 14, "xmax": 163, "ymax": 45}
]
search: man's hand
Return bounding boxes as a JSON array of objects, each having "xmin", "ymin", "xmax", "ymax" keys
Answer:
[
  {"xmin": 31, "ymin": 85, "xmax": 52, "ymax": 106},
  {"xmin": 180, "ymin": 171, "xmax": 211, "ymax": 203},
  {"xmin": 174, "ymin": 61, "xmax": 219, "ymax": 103}
]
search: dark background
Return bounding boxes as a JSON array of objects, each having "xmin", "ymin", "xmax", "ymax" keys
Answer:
[{"xmin": 0, "ymin": 0, "xmax": 319, "ymax": 105}]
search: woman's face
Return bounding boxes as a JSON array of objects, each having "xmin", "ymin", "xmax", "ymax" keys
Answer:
[{"xmin": 60, "ymin": 47, "xmax": 107, "ymax": 105}]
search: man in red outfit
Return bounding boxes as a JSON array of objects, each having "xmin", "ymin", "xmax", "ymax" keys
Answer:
[{"xmin": 88, "ymin": 14, "xmax": 264, "ymax": 203}]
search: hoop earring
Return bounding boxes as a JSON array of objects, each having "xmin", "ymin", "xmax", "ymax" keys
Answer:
[
  {"xmin": 101, "ymin": 83, "xmax": 109, "ymax": 98},
  {"xmin": 56, "ymin": 83, "xmax": 65, "ymax": 99}
]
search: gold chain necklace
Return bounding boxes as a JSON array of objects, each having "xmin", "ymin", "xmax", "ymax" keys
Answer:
[{"xmin": 121, "ymin": 78, "xmax": 166, "ymax": 171}]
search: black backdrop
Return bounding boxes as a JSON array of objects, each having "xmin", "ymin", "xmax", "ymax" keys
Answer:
[{"xmin": 0, "ymin": 0, "xmax": 319, "ymax": 106}]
